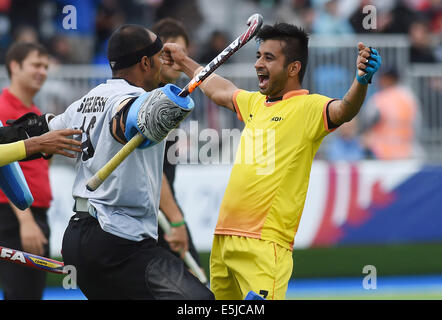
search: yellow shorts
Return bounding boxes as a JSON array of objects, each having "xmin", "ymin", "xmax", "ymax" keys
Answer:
[{"xmin": 210, "ymin": 235, "xmax": 293, "ymax": 300}]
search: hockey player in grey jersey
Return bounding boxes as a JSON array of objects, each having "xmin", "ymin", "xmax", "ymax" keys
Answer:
[{"xmin": 49, "ymin": 24, "xmax": 214, "ymax": 299}]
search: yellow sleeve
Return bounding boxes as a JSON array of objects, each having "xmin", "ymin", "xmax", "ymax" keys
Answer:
[
  {"xmin": 0, "ymin": 141, "xmax": 27, "ymax": 167},
  {"xmin": 304, "ymin": 94, "xmax": 335, "ymax": 141},
  {"xmin": 232, "ymin": 90, "xmax": 258, "ymax": 122}
]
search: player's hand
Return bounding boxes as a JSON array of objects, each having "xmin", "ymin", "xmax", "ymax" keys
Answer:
[
  {"xmin": 25, "ymin": 129, "xmax": 82, "ymax": 158},
  {"xmin": 19, "ymin": 213, "xmax": 48, "ymax": 256},
  {"xmin": 356, "ymin": 42, "xmax": 381, "ymax": 85},
  {"xmin": 164, "ymin": 224, "xmax": 189, "ymax": 258},
  {"xmin": 161, "ymin": 43, "xmax": 187, "ymax": 72}
]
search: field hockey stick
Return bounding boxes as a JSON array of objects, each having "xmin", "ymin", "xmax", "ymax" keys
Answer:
[
  {"xmin": 157, "ymin": 210, "xmax": 208, "ymax": 285},
  {"xmin": 0, "ymin": 245, "xmax": 66, "ymax": 274},
  {"xmin": 86, "ymin": 13, "xmax": 263, "ymax": 191}
]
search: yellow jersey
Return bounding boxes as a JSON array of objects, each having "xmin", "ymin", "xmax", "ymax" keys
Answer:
[
  {"xmin": 214, "ymin": 89, "xmax": 335, "ymax": 250},
  {"xmin": 0, "ymin": 141, "xmax": 26, "ymax": 167}
]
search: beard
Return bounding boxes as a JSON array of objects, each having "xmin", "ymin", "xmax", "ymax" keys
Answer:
[{"xmin": 259, "ymin": 77, "xmax": 286, "ymax": 98}]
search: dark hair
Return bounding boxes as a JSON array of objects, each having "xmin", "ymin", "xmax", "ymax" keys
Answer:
[
  {"xmin": 256, "ymin": 23, "xmax": 309, "ymax": 83},
  {"xmin": 152, "ymin": 18, "xmax": 189, "ymax": 47},
  {"xmin": 5, "ymin": 42, "xmax": 48, "ymax": 78},
  {"xmin": 107, "ymin": 24, "xmax": 154, "ymax": 73}
]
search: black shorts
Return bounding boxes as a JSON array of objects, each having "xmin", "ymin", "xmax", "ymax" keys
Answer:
[{"xmin": 61, "ymin": 212, "xmax": 214, "ymax": 300}]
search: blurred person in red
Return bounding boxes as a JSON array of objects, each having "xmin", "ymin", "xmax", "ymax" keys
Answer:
[
  {"xmin": 0, "ymin": 42, "xmax": 51, "ymax": 299},
  {"xmin": 361, "ymin": 67, "xmax": 421, "ymax": 160}
]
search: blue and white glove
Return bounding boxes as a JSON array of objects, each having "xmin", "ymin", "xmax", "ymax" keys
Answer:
[
  {"xmin": 356, "ymin": 47, "xmax": 382, "ymax": 85},
  {"xmin": 125, "ymin": 84, "xmax": 194, "ymax": 149}
]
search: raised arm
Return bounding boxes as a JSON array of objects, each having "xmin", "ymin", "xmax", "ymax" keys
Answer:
[
  {"xmin": 328, "ymin": 42, "xmax": 382, "ymax": 127},
  {"xmin": 162, "ymin": 43, "xmax": 239, "ymax": 112}
]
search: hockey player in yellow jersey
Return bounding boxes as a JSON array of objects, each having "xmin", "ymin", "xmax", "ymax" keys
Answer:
[{"xmin": 162, "ymin": 22, "xmax": 381, "ymax": 300}]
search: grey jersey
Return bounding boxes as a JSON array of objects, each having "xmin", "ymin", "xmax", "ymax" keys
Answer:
[{"xmin": 50, "ymin": 79, "xmax": 165, "ymax": 241}]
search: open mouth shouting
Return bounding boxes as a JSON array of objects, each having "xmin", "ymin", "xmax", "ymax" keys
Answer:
[{"xmin": 257, "ymin": 72, "xmax": 269, "ymax": 90}]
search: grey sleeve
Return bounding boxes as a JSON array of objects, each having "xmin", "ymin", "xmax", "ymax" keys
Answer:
[{"xmin": 48, "ymin": 100, "xmax": 81, "ymax": 130}]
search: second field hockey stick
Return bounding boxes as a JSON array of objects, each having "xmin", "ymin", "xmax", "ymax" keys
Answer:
[
  {"xmin": 157, "ymin": 210, "xmax": 208, "ymax": 285},
  {"xmin": 86, "ymin": 13, "xmax": 263, "ymax": 191},
  {"xmin": 0, "ymin": 245, "xmax": 66, "ymax": 274}
]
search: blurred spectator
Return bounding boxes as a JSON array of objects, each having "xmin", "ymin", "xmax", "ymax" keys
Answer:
[
  {"xmin": 248, "ymin": 0, "xmax": 283, "ymax": 6},
  {"xmin": 429, "ymin": 5, "xmax": 442, "ymax": 34},
  {"xmin": 154, "ymin": 0, "xmax": 203, "ymax": 39},
  {"xmin": 360, "ymin": 67, "xmax": 422, "ymax": 160},
  {"xmin": 48, "ymin": 34, "xmax": 72, "ymax": 64},
  {"xmin": 405, "ymin": 0, "xmax": 442, "ymax": 33},
  {"xmin": 121, "ymin": 0, "xmax": 162, "ymax": 26},
  {"xmin": 52, "ymin": 0, "xmax": 101, "ymax": 64},
  {"xmin": 311, "ymin": 0, "xmax": 354, "ymax": 34},
  {"xmin": 94, "ymin": 0, "xmax": 126, "ymax": 64},
  {"xmin": 274, "ymin": 0, "xmax": 315, "ymax": 32},
  {"xmin": 435, "ymin": 42, "xmax": 442, "ymax": 62},
  {"xmin": 349, "ymin": 0, "xmax": 419, "ymax": 34},
  {"xmin": 198, "ymin": 30, "xmax": 231, "ymax": 64},
  {"xmin": 313, "ymin": 56, "xmax": 352, "ymax": 98},
  {"xmin": 409, "ymin": 19, "xmax": 437, "ymax": 63},
  {"xmin": 326, "ymin": 117, "xmax": 372, "ymax": 161},
  {"xmin": 0, "ymin": 1, "xmax": 10, "ymax": 64},
  {"xmin": 12, "ymin": 25, "xmax": 39, "ymax": 43},
  {"xmin": 335, "ymin": 0, "xmax": 362, "ymax": 21},
  {"xmin": 0, "ymin": 0, "xmax": 41, "ymax": 63},
  {"xmin": 9, "ymin": 0, "xmax": 44, "ymax": 36},
  {"xmin": 378, "ymin": 0, "xmax": 417, "ymax": 34},
  {"xmin": 0, "ymin": 0, "xmax": 10, "ymax": 12},
  {"xmin": 0, "ymin": 41, "xmax": 52, "ymax": 300}
]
